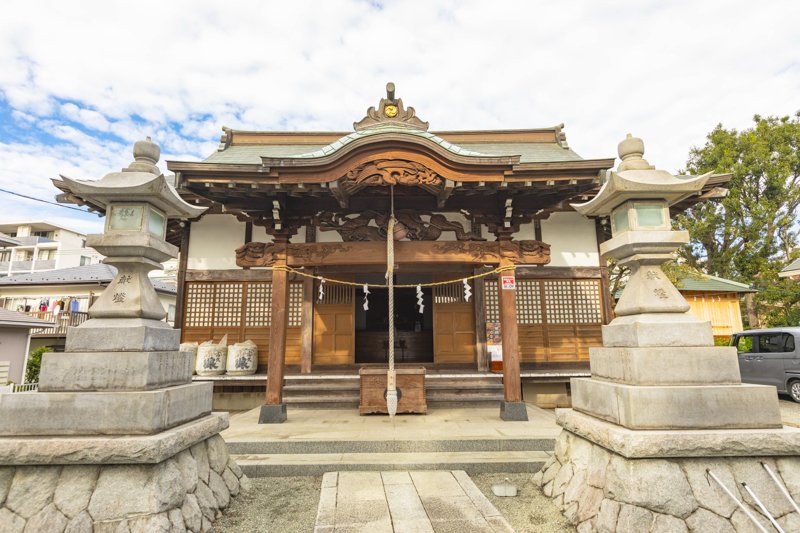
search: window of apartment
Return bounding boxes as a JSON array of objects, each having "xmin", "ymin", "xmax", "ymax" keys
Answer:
[
  {"xmin": 31, "ymin": 231, "xmax": 55, "ymax": 239},
  {"xmin": 81, "ymin": 239, "xmax": 87, "ymax": 248},
  {"xmin": 38, "ymin": 249, "xmax": 55, "ymax": 260},
  {"xmin": 0, "ymin": 251, "xmax": 10, "ymax": 262},
  {"xmin": 15, "ymin": 251, "xmax": 33, "ymax": 261},
  {"xmin": 7, "ymin": 232, "xmax": 16, "ymax": 238},
  {"xmin": 80, "ymin": 256, "xmax": 91, "ymax": 266}
]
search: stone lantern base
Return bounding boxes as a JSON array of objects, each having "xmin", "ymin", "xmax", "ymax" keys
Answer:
[
  {"xmin": 0, "ymin": 414, "xmax": 247, "ymax": 532},
  {"xmin": 535, "ymin": 411, "xmax": 800, "ymax": 532}
]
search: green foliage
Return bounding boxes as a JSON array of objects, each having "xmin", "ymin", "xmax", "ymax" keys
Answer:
[
  {"xmin": 24, "ymin": 346, "xmax": 51, "ymax": 384},
  {"xmin": 676, "ymin": 113, "xmax": 800, "ymax": 327},
  {"xmin": 714, "ymin": 336, "xmax": 732, "ymax": 346}
]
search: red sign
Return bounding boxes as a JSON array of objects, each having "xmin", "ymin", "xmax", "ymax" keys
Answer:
[{"xmin": 501, "ymin": 275, "xmax": 516, "ymax": 290}]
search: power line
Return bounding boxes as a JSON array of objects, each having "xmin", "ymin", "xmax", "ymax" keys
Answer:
[{"xmin": 0, "ymin": 187, "xmax": 96, "ymax": 214}]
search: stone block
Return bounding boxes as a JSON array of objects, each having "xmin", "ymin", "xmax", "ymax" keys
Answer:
[
  {"xmin": 605, "ymin": 454, "xmax": 698, "ymax": 518},
  {"xmin": 601, "ymin": 313, "xmax": 714, "ymax": 347},
  {"xmin": 571, "ymin": 378, "xmax": 782, "ymax": 430},
  {"xmin": 557, "ymin": 409, "xmax": 800, "ymax": 458},
  {"xmin": 258, "ymin": 403, "xmax": 287, "ymax": 424},
  {"xmin": 53, "ymin": 465, "xmax": 99, "ymax": 518},
  {"xmin": 616, "ymin": 504, "xmax": 654, "ymax": 531},
  {"xmin": 208, "ymin": 470, "xmax": 230, "ymax": 509},
  {"xmin": 0, "ymin": 467, "xmax": 14, "ymax": 505},
  {"xmin": 206, "ymin": 435, "xmax": 229, "ymax": 474},
  {"xmin": 65, "ymin": 511, "xmax": 93, "ymax": 533},
  {"xmin": 65, "ymin": 318, "xmax": 180, "ymax": 352},
  {"xmin": 174, "ymin": 450, "xmax": 198, "ymax": 494},
  {"xmin": 0, "ymin": 382, "xmax": 212, "ymax": 436},
  {"xmin": 88, "ymin": 461, "xmax": 183, "ymax": 521},
  {"xmin": 683, "ymin": 460, "xmax": 738, "ymax": 518},
  {"xmin": 181, "ymin": 494, "xmax": 202, "ymax": 532},
  {"xmin": 499, "ymin": 401, "xmax": 528, "ymax": 421},
  {"xmin": 0, "ymin": 507, "xmax": 25, "ymax": 533},
  {"xmin": 5, "ymin": 466, "xmax": 60, "ymax": 519},
  {"xmin": 0, "ymin": 412, "xmax": 229, "ymax": 466},
  {"xmin": 588, "ymin": 346, "xmax": 741, "ymax": 386},
  {"xmin": 23, "ymin": 503, "xmax": 68, "ymax": 533},
  {"xmin": 651, "ymin": 512, "xmax": 687, "ymax": 533},
  {"xmin": 595, "ymin": 499, "xmax": 619, "ymax": 533},
  {"xmin": 40, "ymin": 351, "xmax": 192, "ymax": 392}
]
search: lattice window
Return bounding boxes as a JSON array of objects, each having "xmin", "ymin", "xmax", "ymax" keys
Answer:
[
  {"xmin": 484, "ymin": 280, "xmax": 499, "ymax": 322},
  {"xmin": 434, "ymin": 281, "xmax": 470, "ymax": 304},
  {"xmin": 288, "ymin": 282, "xmax": 303, "ymax": 326},
  {"xmin": 572, "ymin": 280, "xmax": 602, "ymax": 324},
  {"xmin": 544, "ymin": 280, "xmax": 602, "ymax": 325},
  {"xmin": 516, "ymin": 280, "xmax": 543, "ymax": 324},
  {"xmin": 317, "ymin": 282, "xmax": 352, "ymax": 305},
  {"xmin": 245, "ymin": 282, "xmax": 271, "ymax": 327},
  {"xmin": 213, "ymin": 283, "xmax": 243, "ymax": 327},
  {"xmin": 185, "ymin": 283, "xmax": 215, "ymax": 327}
]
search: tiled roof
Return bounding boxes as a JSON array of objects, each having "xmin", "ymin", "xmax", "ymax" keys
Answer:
[
  {"xmin": 0, "ymin": 308, "xmax": 53, "ymax": 328},
  {"xmin": 0, "ymin": 264, "xmax": 177, "ymax": 294},
  {"xmin": 781, "ymin": 257, "xmax": 800, "ymax": 275},
  {"xmin": 203, "ymin": 128, "xmax": 583, "ymax": 165},
  {"xmin": 675, "ymin": 274, "xmax": 756, "ymax": 293}
]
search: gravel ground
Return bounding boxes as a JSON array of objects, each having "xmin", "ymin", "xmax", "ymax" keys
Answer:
[
  {"xmin": 213, "ymin": 472, "xmax": 571, "ymax": 532},
  {"xmin": 213, "ymin": 476, "xmax": 322, "ymax": 533},
  {"xmin": 471, "ymin": 473, "xmax": 576, "ymax": 533}
]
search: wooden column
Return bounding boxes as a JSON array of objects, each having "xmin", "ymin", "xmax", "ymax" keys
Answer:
[
  {"xmin": 174, "ymin": 223, "xmax": 191, "ymax": 331},
  {"xmin": 266, "ymin": 254, "xmax": 290, "ymax": 405},
  {"xmin": 497, "ymin": 259, "xmax": 522, "ymax": 403},
  {"xmin": 300, "ymin": 275, "xmax": 314, "ymax": 374}
]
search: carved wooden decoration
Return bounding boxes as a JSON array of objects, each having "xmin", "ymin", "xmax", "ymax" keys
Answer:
[
  {"xmin": 353, "ymin": 82, "xmax": 429, "ymax": 132},
  {"xmin": 314, "ymin": 210, "xmax": 484, "ymax": 242},
  {"xmin": 332, "ymin": 159, "xmax": 446, "ymax": 207},
  {"xmin": 235, "ymin": 240, "xmax": 550, "ymax": 268}
]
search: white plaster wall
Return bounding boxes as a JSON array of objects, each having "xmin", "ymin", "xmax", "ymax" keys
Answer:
[
  {"xmin": 188, "ymin": 214, "xmax": 245, "ymax": 270},
  {"xmin": 540, "ymin": 211, "xmax": 600, "ymax": 267},
  {"xmin": 316, "ymin": 224, "xmax": 344, "ymax": 242}
]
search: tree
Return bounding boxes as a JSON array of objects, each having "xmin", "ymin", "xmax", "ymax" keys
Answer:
[
  {"xmin": 24, "ymin": 346, "xmax": 51, "ymax": 384},
  {"xmin": 676, "ymin": 113, "xmax": 800, "ymax": 327}
]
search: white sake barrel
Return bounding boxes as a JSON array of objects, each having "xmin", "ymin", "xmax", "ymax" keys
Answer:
[
  {"xmin": 226, "ymin": 340, "xmax": 258, "ymax": 376},
  {"xmin": 196, "ymin": 341, "xmax": 227, "ymax": 376},
  {"xmin": 179, "ymin": 342, "xmax": 199, "ymax": 375}
]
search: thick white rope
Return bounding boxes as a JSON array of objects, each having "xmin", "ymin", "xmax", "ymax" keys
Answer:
[{"xmin": 386, "ymin": 189, "xmax": 397, "ymax": 417}]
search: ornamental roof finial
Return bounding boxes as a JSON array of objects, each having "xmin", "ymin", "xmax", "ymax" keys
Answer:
[
  {"xmin": 617, "ymin": 133, "xmax": 655, "ymax": 172},
  {"xmin": 353, "ymin": 82, "xmax": 429, "ymax": 132}
]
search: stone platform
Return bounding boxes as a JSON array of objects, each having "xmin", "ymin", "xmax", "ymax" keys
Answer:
[
  {"xmin": 314, "ymin": 471, "xmax": 513, "ymax": 532},
  {"xmin": 224, "ymin": 404, "xmax": 559, "ymax": 476}
]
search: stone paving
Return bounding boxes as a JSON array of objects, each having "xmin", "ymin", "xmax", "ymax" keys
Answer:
[{"xmin": 314, "ymin": 470, "xmax": 514, "ymax": 533}]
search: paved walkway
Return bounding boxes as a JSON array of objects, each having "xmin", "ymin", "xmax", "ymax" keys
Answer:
[
  {"xmin": 315, "ymin": 471, "xmax": 514, "ymax": 533},
  {"xmin": 223, "ymin": 404, "xmax": 561, "ymax": 443}
]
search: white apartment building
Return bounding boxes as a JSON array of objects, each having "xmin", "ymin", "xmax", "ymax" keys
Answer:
[{"xmin": 0, "ymin": 221, "xmax": 103, "ymax": 277}]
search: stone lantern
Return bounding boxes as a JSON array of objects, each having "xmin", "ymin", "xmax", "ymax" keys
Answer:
[
  {"xmin": 0, "ymin": 139, "xmax": 243, "ymax": 531},
  {"xmin": 532, "ymin": 134, "xmax": 799, "ymax": 532}
]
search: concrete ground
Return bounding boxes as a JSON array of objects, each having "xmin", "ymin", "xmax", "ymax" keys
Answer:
[
  {"xmin": 222, "ymin": 405, "xmax": 562, "ymax": 443},
  {"xmin": 779, "ymin": 397, "xmax": 800, "ymax": 427}
]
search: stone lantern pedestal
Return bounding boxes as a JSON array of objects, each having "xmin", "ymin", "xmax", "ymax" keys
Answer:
[
  {"xmin": 0, "ymin": 139, "xmax": 245, "ymax": 532},
  {"xmin": 534, "ymin": 135, "xmax": 800, "ymax": 532}
]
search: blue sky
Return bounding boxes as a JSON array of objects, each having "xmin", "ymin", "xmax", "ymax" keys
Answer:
[{"xmin": 0, "ymin": 0, "xmax": 798, "ymax": 235}]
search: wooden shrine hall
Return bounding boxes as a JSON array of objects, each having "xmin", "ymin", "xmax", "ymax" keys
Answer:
[{"xmin": 81, "ymin": 83, "xmax": 725, "ymax": 421}]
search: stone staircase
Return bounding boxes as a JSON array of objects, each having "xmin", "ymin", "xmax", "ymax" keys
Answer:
[
  {"xmin": 281, "ymin": 373, "xmax": 505, "ymax": 410},
  {"xmin": 229, "ymin": 437, "xmax": 553, "ymax": 477}
]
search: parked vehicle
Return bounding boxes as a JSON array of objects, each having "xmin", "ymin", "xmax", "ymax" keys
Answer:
[{"xmin": 731, "ymin": 327, "xmax": 800, "ymax": 402}]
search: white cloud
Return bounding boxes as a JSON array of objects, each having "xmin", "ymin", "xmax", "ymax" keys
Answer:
[{"xmin": 0, "ymin": 0, "xmax": 797, "ymax": 232}]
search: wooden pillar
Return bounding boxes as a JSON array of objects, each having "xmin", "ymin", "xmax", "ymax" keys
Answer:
[
  {"xmin": 266, "ymin": 260, "xmax": 289, "ymax": 405},
  {"xmin": 595, "ymin": 218, "xmax": 615, "ymax": 324},
  {"xmin": 174, "ymin": 223, "xmax": 190, "ymax": 331},
  {"xmin": 300, "ymin": 274, "xmax": 314, "ymax": 374},
  {"xmin": 497, "ymin": 260, "xmax": 522, "ymax": 403}
]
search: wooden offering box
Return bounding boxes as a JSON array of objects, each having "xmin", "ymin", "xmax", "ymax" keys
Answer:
[{"xmin": 359, "ymin": 367, "xmax": 427, "ymax": 415}]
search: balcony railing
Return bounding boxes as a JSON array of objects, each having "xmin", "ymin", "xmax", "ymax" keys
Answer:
[
  {"xmin": 33, "ymin": 260, "xmax": 56, "ymax": 270},
  {"xmin": 10, "ymin": 261, "xmax": 32, "ymax": 270},
  {"xmin": 27, "ymin": 311, "xmax": 89, "ymax": 336}
]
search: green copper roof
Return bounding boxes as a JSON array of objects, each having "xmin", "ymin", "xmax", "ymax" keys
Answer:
[
  {"xmin": 286, "ymin": 125, "xmax": 493, "ymax": 159},
  {"xmin": 782, "ymin": 257, "xmax": 800, "ymax": 274},
  {"xmin": 675, "ymin": 274, "xmax": 756, "ymax": 293}
]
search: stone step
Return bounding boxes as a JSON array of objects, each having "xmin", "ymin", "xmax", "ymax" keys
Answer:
[
  {"xmin": 232, "ymin": 450, "xmax": 551, "ymax": 477},
  {"xmin": 227, "ymin": 437, "xmax": 555, "ymax": 455}
]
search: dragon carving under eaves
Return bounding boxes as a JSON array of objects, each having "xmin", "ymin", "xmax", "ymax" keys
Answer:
[{"xmin": 313, "ymin": 210, "xmax": 484, "ymax": 242}]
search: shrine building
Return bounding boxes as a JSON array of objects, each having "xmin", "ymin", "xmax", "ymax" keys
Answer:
[{"xmin": 133, "ymin": 84, "xmax": 726, "ymax": 411}]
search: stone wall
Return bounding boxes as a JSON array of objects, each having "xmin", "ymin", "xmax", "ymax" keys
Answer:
[
  {"xmin": 0, "ymin": 434, "xmax": 248, "ymax": 533},
  {"xmin": 534, "ymin": 430, "xmax": 800, "ymax": 533}
]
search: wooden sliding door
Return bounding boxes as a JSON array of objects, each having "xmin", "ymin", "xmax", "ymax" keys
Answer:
[
  {"xmin": 313, "ymin": 282, "xmax": 355, "ymax": 365},
  {"xmin": 433, "ymin": 281, "xmax": 477, "ymax": 364}
]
